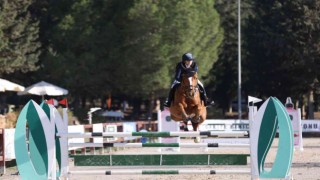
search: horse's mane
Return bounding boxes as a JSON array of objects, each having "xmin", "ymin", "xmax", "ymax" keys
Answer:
[{"xmin": 183, "ymin": 69, "xmax": 196, "ymax": 77}]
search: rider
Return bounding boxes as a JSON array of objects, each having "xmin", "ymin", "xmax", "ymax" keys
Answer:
[{"xmin": 163, "ymin": 52, "xmax": 213, "ymax": 107}]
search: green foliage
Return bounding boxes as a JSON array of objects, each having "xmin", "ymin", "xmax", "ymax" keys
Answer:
[
  {"xmin": 243, "ymin": 0, "xmax": 320, "ymax": 100},
  {"xmin": 40, "ymin": 0, "xmax": 222, "ymax": 100},
  {"xmin": 0, "ymin": 0, "xmax": 41, "ymax": 74},
  {"xmin": 40, "ymin": 0, "xmax": 120, "ymax": 97},
  {"xmin": 207, "ymin": 0, "xmax": 320, "ymax": 112},
  {"xmin": 2, "ymin": 0, "xmax": 320, "ymax": 115},
  {"xmin": 207, "ymin": 0, "xmax": 253, "ymax": 109},
  {"xmin": 70, "ymin": 107, "xmax": 88, "ymax": 124},
  {"xmin": 112, "ymin": 0, "xmax": 223, "ymax": 97}
]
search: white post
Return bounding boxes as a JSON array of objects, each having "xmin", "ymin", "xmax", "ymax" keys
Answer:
[
  {"xmin": 248, "ymin": 106, "xmax": 259, "ymax": 179},
  {"xmin": 62, "ymin": 108, "xmax": 69, "ymax": 180},
  {"xmin": 157, "ymin": 110, "xmax": 161, "ymax": 143},
  {"xmin": 49, "ymin": 106, "xmax": 56, "ymax": 180},
  {"xmin": 88, "ymin": 108, "xmax": 101, "ymax": 124},
  {"xmin": 297, "ymin": 108, "xmax": 304, "ymax": 151},
  {"xmin": 51, "ymin": 145, "xmax": 56, "ymax": 180}
]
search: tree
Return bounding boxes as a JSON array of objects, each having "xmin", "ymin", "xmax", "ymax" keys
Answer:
[
  {"xmin": 39, "ymin": 0, "xmax": 223, "ymax": 109},
  {"xmin": 114, "ymin": 0, "xmax": 223, "ymax": 98},
  {"xmin": 40, "ymin": 0, "xmax": 122, "ymax": 99},
  {"xmin": 207, "ymin": 0, "xmax": 253, "ymax": 111},
  {"xmin": 243, "ymin": 0, "xmax": 320, "ymax": 101},
  {"xmin": 0, "ymin": 0, "xmax": 41, "ymax": 74}
]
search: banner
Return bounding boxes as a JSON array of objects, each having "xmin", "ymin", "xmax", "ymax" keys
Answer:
[{"xmin": 302, "ymin": 120, "xmax": 320, "ymax": 132}]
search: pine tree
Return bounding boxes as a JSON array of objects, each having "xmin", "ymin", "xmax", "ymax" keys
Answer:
[
  {"xmin": 114, "ymin": 0, "xmax": 223, "ymax": 97},
  {"xmin": 206, "ymin": 0, "xmax": 253, "ymax": 110},
  {"xmin": 0, "ymin": 0, "xmax": 41, "ymax": 74},
  {"xmin": 244, "ymin": 0, "xmax": 320, "ymax": 99},
  {"xmin": 41, "ymin": 0, "xmax": 223, "ymax": 100}
]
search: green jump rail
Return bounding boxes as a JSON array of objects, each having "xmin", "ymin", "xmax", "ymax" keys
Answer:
[{"xmin": 71, "ymin": 154, "xmax": 250, "ymax": 166}]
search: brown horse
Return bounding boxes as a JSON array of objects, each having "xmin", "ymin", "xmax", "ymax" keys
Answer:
[{"xmin": 169, "ymin": 70, "xmax": 207, "ymax": 142}]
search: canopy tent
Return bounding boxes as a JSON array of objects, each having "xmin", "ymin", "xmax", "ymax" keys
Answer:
[
  {"xmin": 100, "ymin": 110, "xmax": 124, "ymax": 118},
  {"xmin": 18, "ymin": 81, "xmax": 68, "ymax": 100},
  {"xmin": 0, "ymin": 78, "xmax": 25, "ymax": 92}
]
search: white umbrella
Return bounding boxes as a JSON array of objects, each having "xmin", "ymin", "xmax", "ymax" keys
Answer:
[
  {"xmin": 18, "ymin": 81, "xmax": 68, "ymax": 99},
  {"xmin": 0, "ymin": 78, "xmax": 25, "ymax": 92}
]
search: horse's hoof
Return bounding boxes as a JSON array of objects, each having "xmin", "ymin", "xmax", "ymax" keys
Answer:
[
  {"xmin": 184, "ymin": 127, "xmax": 189, "ymax": 131},
  {"xmin": 194, "ymin": 137, "xmax": 201, "ymax": 143},
  {"xmin": 191, "ymin": 116, "xmax": 201, "ymax": 123}
]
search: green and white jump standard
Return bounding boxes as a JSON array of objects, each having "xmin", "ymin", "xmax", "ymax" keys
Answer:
[{"xmin": 14, "ymin": 97, "xmax": 294, "ymax": 180}]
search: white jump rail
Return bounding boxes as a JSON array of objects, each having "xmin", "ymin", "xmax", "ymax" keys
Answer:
[
  {"xmin": 69, "ymin": 169, "xmax": 252, "ymax": 175},
  {"xmin": 68, "ymin": 142, "xmax": 250, "ymax": 148},
  {"xmin": 57, "ymin": 131, "xmax": 248, "ymax": 138}
]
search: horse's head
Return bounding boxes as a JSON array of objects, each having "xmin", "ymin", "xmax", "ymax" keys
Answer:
[{"xmin": 181, "ymin": 70, "xmax": 198, "ymax": 98}]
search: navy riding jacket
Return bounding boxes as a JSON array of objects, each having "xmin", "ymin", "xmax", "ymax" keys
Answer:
[{"xmin": 174, "ymin": 61, "xmax": 198, "ymax": 82}]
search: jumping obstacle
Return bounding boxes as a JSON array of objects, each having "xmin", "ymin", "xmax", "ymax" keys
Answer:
[
  {"xmin": 68, "ymin": 142, "xmax": 250, "ymax": 148},
  {"xmin": 72, "ymin": 154, "xmax": 249, "ymax": 166},
  {"xmin": 14, "ymin": 97, "xmax": 294, "ymax": 180},
  {"xmin": 69, "ymin": 169, "xmax": 251, "ymax": 175},
  {"xmin": 57, "ymin": 130, "xmax": 248, "ymax": 138}
]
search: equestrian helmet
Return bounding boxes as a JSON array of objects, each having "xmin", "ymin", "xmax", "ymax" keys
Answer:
[{"xmin": 182, "ymin": 53, "xmax": 193, "ymax": 61}]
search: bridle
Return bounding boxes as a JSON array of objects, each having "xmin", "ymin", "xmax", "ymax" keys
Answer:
[
  {"xmin": 183, "ymin": 85, "xmax": 198, "ymax": 99},
  {"xmin": 182, "ymin": 77, "xmax": 199, "ymax": 99}
]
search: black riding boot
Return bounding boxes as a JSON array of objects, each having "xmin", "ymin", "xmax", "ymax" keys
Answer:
[
  {"xmin": 198, "ymin": 85, "xmax": 213, "ymax": 107},
  {"xmin": 164, "ymin": 88, "xmax": 175, "ymax": 107}
]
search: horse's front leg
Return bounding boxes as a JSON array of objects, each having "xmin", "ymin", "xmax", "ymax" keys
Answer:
[
  {"xmin": 178, "ymin": 103, "xmax": 189, "ymax": 119},
  {"xmin": 177, "ymin": 103, "xmax": 190, "ymax": 131},
  {"xmin": 190, "ymin": 119, "xmax": 201, "ymax": 143},
  {"xmin": 182, "ymin": 120, "xmax": 189, "ymax": 131},
  {"xmin": 191, "ymin": 105, "xmax": 201, "ymax": 124},
  {"xmin": 191, "ymin": 105, "xmax": 202, "ymax": 143}
]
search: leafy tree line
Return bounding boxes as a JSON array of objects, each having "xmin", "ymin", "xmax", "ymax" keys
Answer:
[
  {"xmin": 0, "ymin": 0, "xmax": 223, "ymax": 116},
  {"xmin": 0, "ymin": 0, "xmax": 40, "ymax": 75},
  {"xmin": 1, "ymin": 0, "xmax": 320, "ymax": 118},
  {"xmin": 243, "ymin": 0, "xmax": 320, "ymax": 101},
  {"xmin": 207, "ymin": 0, "xmax": 320, "ymax": 116},
  {"xmin": 207, "ymin": 0, "xmax": 254, "ymax": 113}
]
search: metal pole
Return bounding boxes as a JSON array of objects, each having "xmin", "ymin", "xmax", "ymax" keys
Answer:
[{"xmin": 238, "ymin": 0, "xmax": 242, "ymax": 120}]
